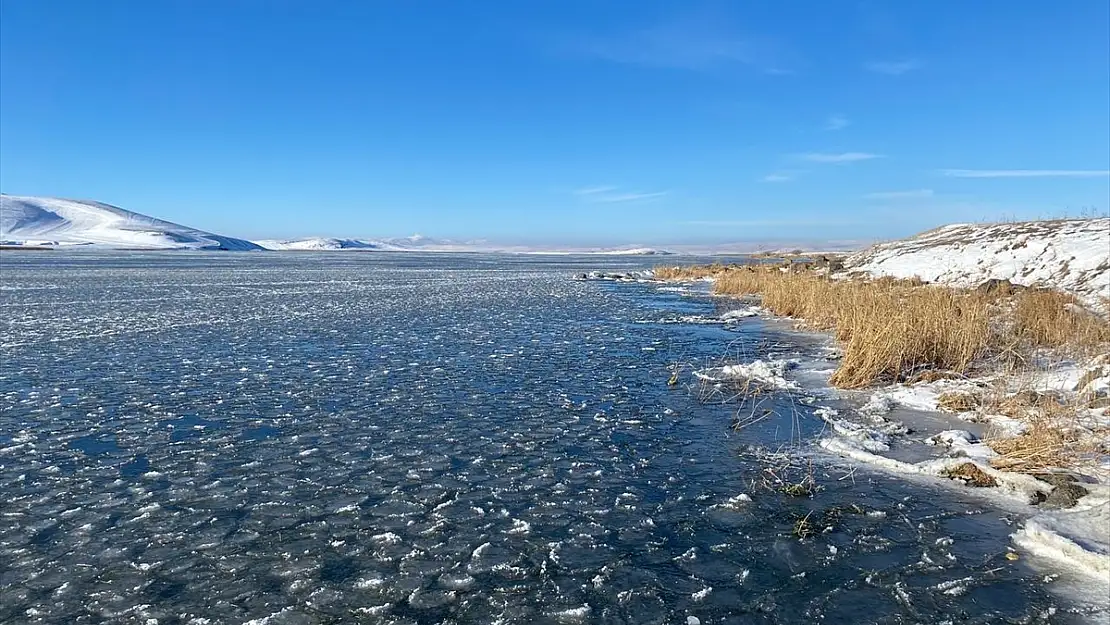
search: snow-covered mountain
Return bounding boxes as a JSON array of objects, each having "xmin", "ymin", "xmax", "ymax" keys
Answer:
[
  {"xmin": 844, "ymin": 218, "xmax": 1110, "ymax": 306},
  {"xmin": 0, "ymin": 195, "xmax": 261, "ymax": 250}
]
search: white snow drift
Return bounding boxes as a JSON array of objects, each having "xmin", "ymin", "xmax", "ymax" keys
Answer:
[{"xmin": 0, "ymin": 195, "xmax": 260, "ymax": 250}]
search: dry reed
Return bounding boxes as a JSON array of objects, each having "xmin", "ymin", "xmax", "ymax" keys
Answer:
[
  {"xmin": 709, "ymin": 267, "xmax": 993, "ymax": 387},
  {"xmin": 654, "ymin": 262, "xmax": 1110, "ymax": 472},
  {"xmin": 1011, "ymin": 289, "xmax": 1110, "ymax": 351}
]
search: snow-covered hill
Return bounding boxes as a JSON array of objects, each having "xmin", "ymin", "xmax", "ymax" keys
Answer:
[
  {"xmin": 844, "ymin": 218, "xmax": 1110, "ymax": 306},
  {"xmin": 0, "ymin": 195, "xmax": 261, "ymax": 250},
  {"xmin": 252, "ymin": 237, "xmax": 382, "ymax": 251}
]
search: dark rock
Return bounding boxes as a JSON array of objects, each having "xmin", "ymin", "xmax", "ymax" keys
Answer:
[
  {"xmin": 1033, "ymin": 472, "xmax": 1077, "ymax": 488},
  {"xmin": 1044, "ymin": 482, "xmax": 1089, "ymax": 509}
]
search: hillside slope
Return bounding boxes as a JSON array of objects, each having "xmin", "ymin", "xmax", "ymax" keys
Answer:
[
  {"xmin": 0, "ymin": 195, "xmax": 261, "ymax": 250},
  {"xmin": 844, "ymin": 218, "xmax": 1110, "ymax": 306}
]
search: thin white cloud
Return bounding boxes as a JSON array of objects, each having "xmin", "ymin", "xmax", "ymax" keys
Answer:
[
  {"xmin": 864, "ymin": 189, "xmax": 934, "ymax": 199},
  {"xmin": 801, "ymin": 152, "xmax": 884, "ymax": 163},
  {"xmin": 941, "ymin": 169, "xmax": 1110, "ymax": 178},
  {"xmin": 566, "ymin": 16, "xmax": 796, "ymax": 74},
  {"xmin": 595, "ymin": 191, "xmax": 668, "ymax": 203},
  {"xmin": 574, "ymin": 185, "xmax": 618, "ymax": 195},
  {"xmin": 573, "ymin": 186, "xmax": 667, "ymax": 203},
  {"xmin": 825, "ymin": 114, "xmax": 850, "ymax": 131},
  {"xmin": 760, "ymin": 173, "xmax": 792, "ymax": 182},
  {"xmin": 865, "ymin": 59, "xmax": 921, "ymax": 75}
]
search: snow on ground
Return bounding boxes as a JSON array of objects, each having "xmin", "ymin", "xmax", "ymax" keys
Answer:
[
  {"xmin": 1013, "ymin": 488, "xmax": 1110, "ymax": 586},
  {"xmin": 0, "ymin": 195, "xmax": 260, "ymax": 250},
  {"xmin": 843, "ymin": 218, "xmax": 1110, "ymax": 307},
  {"xmin": 925, "ymin": 429, "xmax": 998, "ymax": 462},
  {"xmin": 818, "ymin": 436, "xmax": 1050, "ymax": 501},
  {"xmin": 815, "ymin": 367, "xmax": 1110, "ymax": 598}
]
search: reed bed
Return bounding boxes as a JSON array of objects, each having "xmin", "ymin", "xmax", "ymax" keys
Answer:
[
  {"xmin": 655, "ymin": 263, "xmax": 1110, "ymax": 389},
  {"xmin": 656, "ymin": 262, "xmax": 1110, "ymax": 472}
]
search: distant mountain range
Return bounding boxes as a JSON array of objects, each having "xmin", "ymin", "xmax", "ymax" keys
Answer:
[
  {"xmin": 0, "ymin": 194, "xmax": 858, "ymax": 254},
  {"xmin": 251, "ymin": 237, "xmax": 679, "ymax": 254}
]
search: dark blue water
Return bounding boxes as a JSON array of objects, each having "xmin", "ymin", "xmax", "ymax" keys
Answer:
[{"xmin": 0, "ymin": 251, "xmax": 1080, "ymax": 624}]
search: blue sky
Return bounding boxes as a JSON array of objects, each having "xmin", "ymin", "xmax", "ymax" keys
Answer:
[{"xmin": 1, "ymin": 1, "xmax": 1108, "ymax": 244}]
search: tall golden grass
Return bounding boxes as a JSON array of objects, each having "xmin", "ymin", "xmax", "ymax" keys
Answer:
[
  {"xmin": 711, "ymin": 268, "xmax": 992, "ymax": 387},
  {"xmin": 658, "ymin": 264, "xmax": 1110, "ymax": 389},
  {"xmin": 1012, "ymin": 289, "xmax": 1110, "ymax": 350}
]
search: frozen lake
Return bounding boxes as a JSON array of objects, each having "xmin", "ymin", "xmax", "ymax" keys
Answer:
[{"xmin": 0, "ymin": 252, "xmax": 1081, "ymax": 623}]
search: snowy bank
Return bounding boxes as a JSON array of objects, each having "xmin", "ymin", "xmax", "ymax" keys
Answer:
[{"xmin": 843, "ymin": 218, "xmax": 1110, "ymax": 307}]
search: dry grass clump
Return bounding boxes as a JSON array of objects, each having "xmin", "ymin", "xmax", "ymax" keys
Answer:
[
  {"xmin": 936, "ymin": 391, "xmax": 980, "ymax": 412},
  {"xmin": 988, "ymin": 417, "xmax": 1081, "ymax": 472},
  {"xmin": 653, "ymin": 264, "xmax": 735, "ymax": 280},
  {"xmin": 1012, "ymin": 289, "xmax": 1110, "ymax": 351},
  {"xmin": 979, "ymin": 388, "xmax": 1106, "ymax": 473},
  {"xmin": 829, "ymin": 287, "xmax": 990, "ymax": 388},
  {"xmin": 906, "ymin": 370, "xmax": 965, "ymax": 384},
  {"xmin": 984, "ymin": 389, "xmax": 1065, "ymax": 419},
  {"xmin": 942, "ymin": 462, "xmax": 998, "ymax": 487}
]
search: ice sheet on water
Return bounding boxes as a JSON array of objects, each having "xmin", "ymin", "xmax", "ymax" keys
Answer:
[{"xmin": 0, "ymin": 253, "xmax": 1081, "ymax": 623}]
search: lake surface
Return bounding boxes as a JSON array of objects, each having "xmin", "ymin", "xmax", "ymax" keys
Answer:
[{"xmin": 0, "ymin": 252, "xmax": 1082, "ymax": 624}]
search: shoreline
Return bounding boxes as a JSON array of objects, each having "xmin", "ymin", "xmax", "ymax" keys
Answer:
[{"xmin": 631, "ymin": 267, "xmax": 1110, "ymax": 612}]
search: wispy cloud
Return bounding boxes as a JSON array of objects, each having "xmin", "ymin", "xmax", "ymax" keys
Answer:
[
  {"xmin": 941, "ymin": 169, "xmax": 1110, "ymax": 178},
  {"xmin": 564, "ymin": 16, "xmax": 796, "ymax": 74},
  {"xmin": 825, "ymin": 114, "xmax": 850, "ymax": 131},
  {"xmin": 865, "ymin": 59, "xmax": 921, "ymax": 75},
  {"xmin": 573, "ymin": 185, "xmax": 618, "ymax": 196},
  {"xmin": 573, "ymin": 186, "xmax": 667, "ymax": 203},
  {"xmin": 595, "ymin": 191, "xmax": 669, "ymax": 203},
  {"xmin": 761, "ymin": 173, "xmax": 793, "ymax": 183},
  {"xmin": 801, "ymin": 152, "xmax": 884, "ymax": 163},
  {"xmin": 864, "ymin": 189, "xmax": 934, "ymax": 199}
]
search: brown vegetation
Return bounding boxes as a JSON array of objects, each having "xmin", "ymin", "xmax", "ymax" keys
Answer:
[
  {"xmin": 987, "ymin": 418, "xmax": 1082, "ymax": 472},
  {"xmin": 942, "ymin": 462, "xmax": 998, "ymax": 487},
  {"xmin": 936, "ymin": 391, "xmax": 980, "ymax": 412},
  {"xmin": 654, "ymin": 263, "xmax": 1110, "ymax": 391},
  {"xmin": 652, "ymin": 264, "xmax": 731, "ymax": 281},
  {"xmin": 1011, "ymin": 289, "xmax": 1110, "ymax": 351},
  {"xmin": 656, "ymin": 261, "xmax": 1110, "ymax": 474}
]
